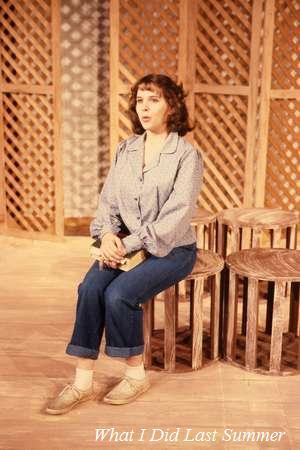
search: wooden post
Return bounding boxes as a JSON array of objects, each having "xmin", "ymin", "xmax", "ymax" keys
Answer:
[
  {"xmin": 110, "ymin": 0, "xmax": 120, "ymax": 160},
  {"xmin": 255, "ymin": 0, "xmax": 275, "ymax": 206},
  {"xmin": 244, "ymin": 0, "xmax": 264, "ymax": 206},
  {"xmin": 178, "ymin": 0, "xmax": 196, "ymax": 142},
  {"xmin": 0, "ymin": 89, "xmax": 7, "ymax": 231},
  {"xmin": 51, "ymin": 0, "xmax": 64, "ymax": 238}
]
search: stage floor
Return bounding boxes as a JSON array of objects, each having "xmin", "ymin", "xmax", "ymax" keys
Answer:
[{"xmin": 0, "ymin": 235, "xmax": 299, "ymax": 450}]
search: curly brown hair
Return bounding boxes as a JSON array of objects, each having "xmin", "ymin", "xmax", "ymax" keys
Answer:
[{"xmin": 128, "ymin": 74, "xmax": 193, "ymax": 136}]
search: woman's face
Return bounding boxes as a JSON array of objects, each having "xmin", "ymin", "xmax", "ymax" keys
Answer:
[{"xmin": 135, "ymin": 86, "xmax": 170, "ymax": 134}]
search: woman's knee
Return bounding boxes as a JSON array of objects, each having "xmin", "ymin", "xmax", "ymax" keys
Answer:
[{"xmin": 104, "ymin": 284, "xmax": 139, "ymax": 311}]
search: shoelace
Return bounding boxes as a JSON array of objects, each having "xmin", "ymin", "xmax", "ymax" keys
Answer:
[
  {"xmin": 122, "ymin": 376, "xmax": 146, "ymax": 391},
  {"xmin": 58, "ymin": 383, "xmax": 81, "ymax": 399}
]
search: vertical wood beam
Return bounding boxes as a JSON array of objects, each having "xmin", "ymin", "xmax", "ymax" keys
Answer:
[
  {"xmin": 0, "ymin": 89, "xmax": 7, "ymax": 230},
  {"xmin": 51, "ymin": 0, "xmax": 64, "ymax": 237},
  {"xmin": 255, "ymin": 0, "xmax": 275, "ymax": 206},
  {"xmin": 0, "ymin": 1, "xmax": 7, "ymax": 230},
  {"xmin": 110, "ymin": 0, "xmax": 120, "ymax": 161},
  {"xmin": 244, "ymin": 0, "xmax": 264, "ymax": 206},
  {"xmin": 178, "ymin": 0, "xmax": 197, "ymax": 143}
]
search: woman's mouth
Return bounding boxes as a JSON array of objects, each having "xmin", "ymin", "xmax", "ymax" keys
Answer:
[{"xmin": 141, "ymin": 116, "xmax": 151, "ymax": 122}]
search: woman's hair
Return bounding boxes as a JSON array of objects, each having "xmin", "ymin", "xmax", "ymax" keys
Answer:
[{"xmin": 128, "ymin": 73, "xmax": 193, "ymax": 136}]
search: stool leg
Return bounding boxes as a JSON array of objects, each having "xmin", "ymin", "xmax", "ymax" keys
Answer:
[
  {"xmin": 272, "ymin": 228, "xmax": 282, "ymax": 248},
  {"xmin": 175, "ymin": 283, "xmax": 179, "ymax": 331},
  {"xmin": 197, "ymin": 224, "xmax": 204, "ymax": 249},
  {"xmin": 189, "ymin": 279, "xmax": 195, "ymax": 331},
  {"xmin": 164, "ymin": 286, "xmax": 177, "ymax": 371},
  {"xmin": 289, "ymin": 282, "xmax": 300, "ymax": 336},
  {"xmin": 210, "ymin": 272, "xmax": 220, "ymax": 360},
  {"xmin": 143, "ymin": 297, "xmax": 154, "ymax": 369},
  {"xmin": 252, "ymin": 228, "xmax": 263, "ymax": 247},
  {"xmin": 245, "ymin": 278, "xmax": 259, "ymax": 370},
  {"xmin": 265, "ymin": 281, "xmax": 274, "ymax": 334},
  {"xmin": 241, "ymin": 277, "xmax": 248, "ymax": 336},
  {"xmin": 270, "ymin": 281, "xmax": 286, "ymax": 373},
  {"xmin": 192, "ymin": 277, "xmax": 204, "ymax": 370},
  {"xmin": 226, "ymin": 269, "xmax": 238, "ymax": 360}
]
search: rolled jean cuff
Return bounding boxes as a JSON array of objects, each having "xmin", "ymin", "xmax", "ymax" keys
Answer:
[
  {"xmin": 65, "ymin": 343, "xmax": 99, "ymax": 360},
  {"xmin": 105, "ymin": 344, "xmax": 144, "ymax": 358}
]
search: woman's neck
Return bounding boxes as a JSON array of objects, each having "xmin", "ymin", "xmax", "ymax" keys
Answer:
[{"xmin": 145, "ymin": 130, "xmax": 168, "ymax": 144}]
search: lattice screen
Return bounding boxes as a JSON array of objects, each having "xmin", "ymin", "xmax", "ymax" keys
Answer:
[
  {"xmin": 112, "ymin": 0, "xmax": 180, "ymax": 146},
  {"xmin": 0, "ymin": 0, "xmax": 63, "ymax": 236},
  {"xmin": 195, "ymin": 1, "xmax": 252, "ymax": 86},
  {"xmin": 264, "ymin": 0, "xmax": 299, "ymax": 211},
  {"xmin": 194, "ymin": 94, "xmax": 248, "ymax": 211},
  {"xmin": 111, "ymin": 0, "xmax": 298, "ymax": 213}
]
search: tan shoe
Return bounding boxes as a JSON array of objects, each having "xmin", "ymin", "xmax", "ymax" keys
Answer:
[
  {"xmin": 45, "ymin": 383, "xmax": 95, "ymax": 415},
  {"xmin": 103, "ymin": 375, "xmax": 150, "ymax": 405}
]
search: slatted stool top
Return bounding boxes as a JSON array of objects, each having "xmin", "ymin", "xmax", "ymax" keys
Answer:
[
  {"xmin": 217, "ymin": 207, "xmax": 299, "ymax": 229},
  {"xmin": 191, "ymin": 207, "xmax": 217, "ymax": 225},
  {"xmin": 186, "ymin": 249, "xmax": 224, "ymax": 279},
  {"xmin": 226, "ymin": 248, "xmax": 300, "ymax": 281}
]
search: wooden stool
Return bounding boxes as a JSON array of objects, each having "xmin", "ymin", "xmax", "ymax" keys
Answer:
[
  {"xmin": 143, "ymin": 249, "xmax": 224, "ymax": 372},
  {"xmin": 191, "ymin": 207, "xmax": 217, "ymax": 251},
  {"xmin": 217, "ymin": 207, "xmax": 299, "ymax": 257},
  {"xmin": 226, "ymin": 248, "xmax": 300, "ymax": 375},
  {"xmin": 218, "ymin": 207, "xmax": 299, "ymax": 338}
]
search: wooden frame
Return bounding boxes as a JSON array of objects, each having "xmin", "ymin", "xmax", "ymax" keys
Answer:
[
  {"xmin": 0, "ymin": 0, "xmax": 63, "ymax": 238},
  {"xmin": 110, "ymin": 0, "xmax": 299, "ymax": 213}
]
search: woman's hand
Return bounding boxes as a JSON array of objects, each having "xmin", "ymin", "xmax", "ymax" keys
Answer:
[{"xmin": 99, "ymin": 232, "xmax": 126, "ymax": 269}]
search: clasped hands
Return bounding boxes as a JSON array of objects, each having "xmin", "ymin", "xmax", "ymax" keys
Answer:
[{"xmin": 99, "ymin": 232, "xmax": 127, "ymax": 269}]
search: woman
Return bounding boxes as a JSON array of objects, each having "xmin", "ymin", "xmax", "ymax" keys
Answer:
[{"xmin": 45, "ymin": 73, "xmax": 203, "ymax": 414}]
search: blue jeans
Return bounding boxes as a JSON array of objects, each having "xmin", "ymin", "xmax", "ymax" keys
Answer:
[{"xmin": 65, "ymin": 243, "xmax": 197, "ymax": 360}]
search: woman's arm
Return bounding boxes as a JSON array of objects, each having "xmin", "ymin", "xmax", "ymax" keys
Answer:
[
  {"xmin": 122, "ymin": 147, "xmax": 203, "ymax": 257},
  {"xmin": 90, "ymin": 142, "xmax": 125, "ymax": 240}
]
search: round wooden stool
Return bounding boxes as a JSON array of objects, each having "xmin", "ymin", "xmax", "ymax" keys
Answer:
[
  {"xmin": 142, "ymin": 249, "xmax": 224, "ymax": 372},
  {"xmin": 218, "ymin": 207, "xmax": 299, "ymax": 339},
  {"xmin": 217, "ymin": 207, "xmax": 299, "ymax": 257},
  {"xmin": 225, "ymin": 248, "xmax": 300, "ymax": 375},
  {"xmin": 191, "ymin": 207, "xmax": 217, "ymax": 251}
]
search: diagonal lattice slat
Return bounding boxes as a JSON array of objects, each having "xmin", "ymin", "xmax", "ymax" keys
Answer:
[
  {"xmin": 0, "ymin": 0, "xmax": 52, "ymax": 85},
  {"xmin": 196, "ymin": 0, "xmax": 252, "ymax": 86},
  {"xmin": 2, "ymin": 93, "xmax": 55, "ymax": 232},
  {"xmin": 272, "ymin": 0, "xmax": 299, "ymax": 89},
  {"xmin": 194, "ymin": 93, "xmax": 247, "ymax": 212},
  {"xmin": 119, "ymin": 0, "xmax": 179, "ymax": 87},
  {"xmin": 117, "ymin": 0, "xmax": 180, "ymax": 142},
  {"xmin": 265, "ymin": 100, "xmax": 299, "ymax": 211}
]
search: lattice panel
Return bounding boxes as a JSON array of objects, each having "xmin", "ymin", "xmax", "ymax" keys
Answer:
[
  {"xmin": 272, "ymin": 0, "xmax": 300, "ymax": 89},
  {"xmin": 60, "ymin": 0, "xmax": 110, "ymax": 217},
  {"xmin": 196, "ymin": 0, "xmax": 252, "ymax": 86},
  {"xmin": 117, "ymin": 0, "xmax": 180, "ymax": 142},
  {"xmin": 194, "ymin": 94, "xmax": 247, "ymax": 212},
  {"xmin": 2, "ymin": 93, "xmax": 55, "ymax": 232},
  {"xmin": 0, "ymin": 0, "xmax": 52, "ymax": 85},
  {"xmin": 265, "ymin": 100, "xmax": 300, "ymax": 211},
  {"xmin": 119, "ymin": 0, "xmax": 179, "ymax": 87}
]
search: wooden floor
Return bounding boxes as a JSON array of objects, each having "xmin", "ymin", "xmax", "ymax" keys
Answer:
[{"xmin": 1, "ymin": 235, "xmax": 299, "ymax": 450}]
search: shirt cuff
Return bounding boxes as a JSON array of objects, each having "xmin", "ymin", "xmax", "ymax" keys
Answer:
[
  {"xmin": 99, "ymin": 224, "xmax": 120, "ymax": 240},
  {"xmin": 122, "ymin": 233, "xmax": 143, "ymax": 255}
]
